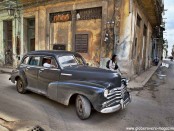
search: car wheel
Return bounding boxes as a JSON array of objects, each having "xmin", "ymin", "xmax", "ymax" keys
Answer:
[
  {"xmin": 16, "ymin": 78, "xmax": 26, "ymax": 94},
  {"xmin": 76, "ymin": 95, "xmax": 91, "ymax": 120}
]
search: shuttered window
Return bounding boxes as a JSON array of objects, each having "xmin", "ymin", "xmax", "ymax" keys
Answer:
[{"xmin": 75, "ymin": 34, "xmax": 88, "ymax": 53}]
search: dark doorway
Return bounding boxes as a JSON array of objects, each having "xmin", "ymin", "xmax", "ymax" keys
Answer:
[
  {"xmin": 3, "ymin": 20, "xmax": 13, "ymax": 66},
  {"xmin": 30, "ymin": 38, "xmax": 35, "ymax": 51},
  {"xmin": 27, "ymin": 18, "xmax": 35, "ymax": 51}
]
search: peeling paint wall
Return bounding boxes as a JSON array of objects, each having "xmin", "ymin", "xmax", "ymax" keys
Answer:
[
  {"xmin": 50, "ymin": 21, "xmax": 72, "ymax": 51},
  {"xmin": 0, "ymin": 20, "xmax": 4, "ymax": 66},
  {"xmin": 117, "ymin": 0, "xmax": 154, "ymax": 77},
  {"xmin": 76, "ymin": 19, "xmax": 101, "ymax": 67}
]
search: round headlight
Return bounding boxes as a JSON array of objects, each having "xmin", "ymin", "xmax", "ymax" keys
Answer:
[{"xmin": 104, "ymin": 89, "xmax": 109, "ymax": 98}]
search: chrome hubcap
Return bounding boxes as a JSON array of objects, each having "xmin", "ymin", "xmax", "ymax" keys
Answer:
[
  {"xmin": 18, "ymin": 80, "xmax": 23, "ymax": 92},
  {"xmin": 77, "ymin": 99, "xmax": 83, "ymax": 113}
]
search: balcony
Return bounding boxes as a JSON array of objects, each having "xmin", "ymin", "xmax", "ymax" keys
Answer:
[
  {"xmin": 18, "ymin": 0, "xmax": 71, "ymax": 7},
  {"xmin": 137, "ymin": 0, "xmax": 164, "ymax": 27}
]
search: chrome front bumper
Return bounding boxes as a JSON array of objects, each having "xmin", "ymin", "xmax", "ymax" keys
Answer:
[{"xmin": 100, "ymin": 95, "xmax": 131, "ymax": 113}]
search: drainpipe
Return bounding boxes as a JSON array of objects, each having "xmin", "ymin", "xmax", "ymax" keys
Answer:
[{"xmin": 71, "ymin": 10, "xmax": 76, "ymax": 52}]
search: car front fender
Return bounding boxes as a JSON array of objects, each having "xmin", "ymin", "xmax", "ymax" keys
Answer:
[{"xmin": 47, "ymin": 80, "xmax": 105, "ymax": 108}]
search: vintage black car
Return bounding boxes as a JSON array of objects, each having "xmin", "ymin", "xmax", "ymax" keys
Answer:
[{"xmin": 9, "ymin": 50, "xmax": 131, "ymax": 119}]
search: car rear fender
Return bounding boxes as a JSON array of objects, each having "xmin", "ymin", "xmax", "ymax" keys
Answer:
[{"xmin": 11, "ymin": 70, "xmax": 28, "ymax": 86}]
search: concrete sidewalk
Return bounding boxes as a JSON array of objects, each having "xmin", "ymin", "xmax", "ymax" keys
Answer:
[
  {"xmin": 127, "ymin": 62, "xmax": 162, "ymax": 90},
  {"xmin": 0, "ymin": 67, "xmax": 13, "ymax": 74}
]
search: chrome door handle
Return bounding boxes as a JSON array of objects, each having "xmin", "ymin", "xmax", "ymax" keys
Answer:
[
  {"xmin": 39, "ymin": 69, "xmax": 44, "ymax": 73},
  {"xmin": 26, "ymin": 67, "xmax": 30, "ymax": 70}
]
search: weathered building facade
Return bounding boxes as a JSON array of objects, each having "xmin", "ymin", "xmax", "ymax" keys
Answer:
[
  {"xmin": 0, "ymin": 0, "xmax": 21, "ymax": 67},
  {"xmin": 117, "ymin": 0, "xmax": 164, "ymax": 76},
  {"xmin": 0, "ymin": 0, "xmax": 164, "ymax": 78}
]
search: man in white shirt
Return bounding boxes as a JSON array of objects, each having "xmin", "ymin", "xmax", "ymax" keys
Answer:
[{"xmin": 43, "ymin": 59, "xmax": 52, "ymax": 68}]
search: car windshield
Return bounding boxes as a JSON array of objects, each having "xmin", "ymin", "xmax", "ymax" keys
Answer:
[{"xmin": 58, "ymin": 55, "xmax": 85, "ymax": 68}]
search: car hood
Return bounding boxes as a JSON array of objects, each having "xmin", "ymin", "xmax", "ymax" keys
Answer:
[{"xmin": 61, "ymin": 65, "xmax": 121, "ymax": 88}]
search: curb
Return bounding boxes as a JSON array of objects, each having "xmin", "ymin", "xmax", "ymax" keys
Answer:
[
  {"xmin": 128, "ymin": 61, "xmax": 162, "ymax": 90},
  {"xmin": 0, "ymin": 70, "xmax": 12, "ymax": 74},
  {"xmin": 129, "ymin": 86, "xmax": 144, "ymax": 91},
  {"xmin": 0, "ymin": 67, "xmax": 13, "ymax": 74}
]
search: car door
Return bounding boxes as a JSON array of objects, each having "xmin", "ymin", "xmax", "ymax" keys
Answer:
[
  {"xmin": 37, "ymin": 56, "xmax": 61, "ymax": 95},
  {"xmin": 25, "ymin": 56, "xmax": 41, "ymax": 91}
]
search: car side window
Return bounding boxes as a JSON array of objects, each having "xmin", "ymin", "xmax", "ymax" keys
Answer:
[
  {"xmin": 42, "ymin": 56, "xmax": 58, "ymax": 68},
  {"xmin": 51, "ymin": 58, "xmax": 58, "ymax": 68},
  {"xmin": 29, "ymin": 56, "xmax": 40, "ymax": 66},
  {"xmin": 22, "ymin": 56, "xmax": 30, "ymax": 65}
]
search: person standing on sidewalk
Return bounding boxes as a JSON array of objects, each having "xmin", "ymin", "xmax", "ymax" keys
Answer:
[
  {"xmin": 153, "ymin": 56, "xmax": 159, "ymax": 66},
  {"xmin": 108, "ymin": 54, "xmax": 122, "ymax": 75}
]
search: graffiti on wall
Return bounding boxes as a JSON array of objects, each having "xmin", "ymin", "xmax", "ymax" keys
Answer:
[{"xmin": 50, "ymin": 11, "xmax": 71, "ymax": 23}]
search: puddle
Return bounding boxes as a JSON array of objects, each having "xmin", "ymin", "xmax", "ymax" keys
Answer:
[
  {"xmin": 132, "ymin": 62, "xmax": 169, "ymax": 99},
  {"xmin": 157, "ymin": 73, "xmax": 166, "ymax": 80}
]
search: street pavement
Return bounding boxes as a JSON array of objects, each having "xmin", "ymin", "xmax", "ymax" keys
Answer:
[
  {"xmin": 0, "ymin": 60, "xmax": 174, "ymax": 131},
  {"xmin": 127, "ymin": 62, "xmax": 162, "ymax": 89}
]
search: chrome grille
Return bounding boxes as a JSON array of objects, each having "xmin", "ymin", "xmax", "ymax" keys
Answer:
[
  {"xmin": 102, "ymin": 85, "xmax": 127, "ymax": 108},
  {"xmin": 108, "ymin": 85, "xmax": 126, "ymax": 99}
]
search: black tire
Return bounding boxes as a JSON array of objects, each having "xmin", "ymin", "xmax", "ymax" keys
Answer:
[
  {"xmin": 16, "ymin": 78, "xmax": 26, "ymax": 94},
  {"xmin": 76, "ymin": 95, "xmax": 91, "ymax": 120}
]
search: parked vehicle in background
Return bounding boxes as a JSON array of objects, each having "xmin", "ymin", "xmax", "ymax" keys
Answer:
[
  {"xmin": 9, "ymin": 50, "xmax": 131, "ymax": 120},
  {"xmin": 169, "ymin": 56, "xmax": 173, "ymax": 61},
  {"xmin": 153, "ymin": 56, "xmax": 159, "ymax": 66}
]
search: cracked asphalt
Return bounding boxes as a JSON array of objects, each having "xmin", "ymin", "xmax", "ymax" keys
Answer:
[{"xmin": 0, "ymin": 60, "xmax": 174, "ymax": 131}]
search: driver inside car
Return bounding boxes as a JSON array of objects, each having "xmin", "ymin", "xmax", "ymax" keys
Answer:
[{"xmin": 43, "ymin": 58, "xmax": 55, "ymax": 68}]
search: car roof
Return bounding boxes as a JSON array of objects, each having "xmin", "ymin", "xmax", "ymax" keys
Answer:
[{"xmin": 27, "ymin": 50, "xmax": 78, "ymax": 56}]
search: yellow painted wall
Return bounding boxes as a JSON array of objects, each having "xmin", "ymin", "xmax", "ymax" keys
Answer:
[
  {"xmin": 21, "ymin": 0, "xmax": 111, "ymax": 67},
  {"xmin": 76, "ymin": 19, "xmax": 102, "ymax": 67}
]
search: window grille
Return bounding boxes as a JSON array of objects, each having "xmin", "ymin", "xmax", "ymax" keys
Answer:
[
  {"xmin": 76, "ymin": 7, "xmax": 102, "ymax": 20},
  {"xmin": 75, "ymin": 34, "xmax": 88, "ymax": 53}
]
